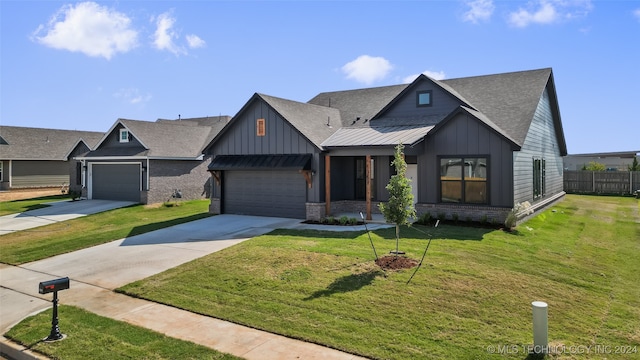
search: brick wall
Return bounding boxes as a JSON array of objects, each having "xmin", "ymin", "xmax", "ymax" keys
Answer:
[{"xmin": 146, "ymin": 156, "xmax": 213, "ymax": 204}]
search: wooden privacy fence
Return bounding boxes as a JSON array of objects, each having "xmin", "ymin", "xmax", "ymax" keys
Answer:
[{"xmin": 564, "ymin": 171, "xmax": 640, "ymax": 195}]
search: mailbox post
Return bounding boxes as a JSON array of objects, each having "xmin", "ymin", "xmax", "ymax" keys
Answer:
[{"xmin": 38, "ymin": 277, "xmax": 70, "ymax": 341}]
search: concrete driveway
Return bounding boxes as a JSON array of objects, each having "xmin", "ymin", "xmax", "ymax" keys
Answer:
[
  {"xmin": 0, "ymin": 199, "xmax": 135, "ymax": 235},
  {"xmin": 0, "ymin": 214, "xmax": 373, "ymax": 359},
  {"xmin": 0, "ymin": 214, "xmax": 301, "ymax": 333}
]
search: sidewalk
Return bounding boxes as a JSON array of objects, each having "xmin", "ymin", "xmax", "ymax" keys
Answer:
[{"xmin": 1, "ymin": 215, "xmax": 383, "ymax": 359}]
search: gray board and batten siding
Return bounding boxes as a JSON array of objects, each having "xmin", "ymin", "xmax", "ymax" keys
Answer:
[
  {"xmin": 419, "ymin": 109, "xmax": 517, "ymax": 207},
  {"xmin": 207, "ymin": 94, "xmax": 325, "ymax": 205},
  {"xmin": 513, "ymin": 87, "xmax": 564, "ymax": 206}
]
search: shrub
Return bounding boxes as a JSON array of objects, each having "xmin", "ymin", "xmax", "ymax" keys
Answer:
[
  {"xmin": 437, "ymin": 212, "xmax": 447, "ymax": 221},
  {"xmin": 339, "ymin": 216, "xmax": 349, "ymax": 225},
  {"xmin": 348, "ymin": 217, "xmax": 358, "ymax": 225},
  {"xmin": 417, "ymin": 212, "xmax": 432, "ymax": 225}
]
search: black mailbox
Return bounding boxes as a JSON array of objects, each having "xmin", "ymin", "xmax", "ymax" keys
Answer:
[{"xmin": 39, "ymin": 277, "xmax": 70, "ymax": 294}]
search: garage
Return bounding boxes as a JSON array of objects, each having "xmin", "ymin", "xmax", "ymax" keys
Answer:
[
  {"xmin": 224, "ymin": 170, "xmax": 306, "ymax": 218},
  {"xmin": 91, "ymin": 163, "xmax": 141, "ymax": 202},
  {"xmin": 209, "ymin": 154, "xmax": 312, "ymax": 219}
]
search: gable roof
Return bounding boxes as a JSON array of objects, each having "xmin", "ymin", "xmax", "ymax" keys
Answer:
[
  {"xmin": 0, "ymin": 126, "xmax": 103, "ymax": 161},
  {"xmin": 258, "ymin": 94, "xmax": 341, "ymax": 149},
  {"xmin": 441, "ymin": 68, "xmax": 556, "ymax": 148},
  {"xmin": 89, "ymin": 118, "xmax": 228, "ymax": 159},
  {"xmin": 205, "ymin": 93, "xmax": 341, "ymax": 152},
  {"xmin": 308, "ymin": 84, "xmax": 407, "ymax": 126}
]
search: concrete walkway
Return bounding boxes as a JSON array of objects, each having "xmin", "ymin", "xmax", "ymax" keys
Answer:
[
  {"xmin": 0, "ymin": 199, "xmax": 135, "ymax": 235},
  {"xmin": 1, "ymin": 214, "xmax": 382, "ymax": 360}
]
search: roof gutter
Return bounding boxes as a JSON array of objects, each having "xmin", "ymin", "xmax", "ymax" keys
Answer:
[{"xmin": 73, "ymin": 155, "xmax": 204, "ymax": 161}]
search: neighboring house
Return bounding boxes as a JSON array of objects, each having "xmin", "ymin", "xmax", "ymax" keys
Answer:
[
  {"xmin": 563, "ymin": 151, "xmax": 640, "ymax": 171},
  {"xmin": 204, "ymin": 68, "xmax": 567, "ymax": 223},
  {"xmin": 0, "ymin": 126, "xmax": 102, "ymax": 190},
  {"xmin": 74, "ymin": 116, "xmax": 230, "ymax": 204}
]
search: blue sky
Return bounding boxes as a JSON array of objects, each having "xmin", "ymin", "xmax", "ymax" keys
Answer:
[{"xmin": 1, "ymin": 0, "xmax": 639, "ymax": 154}]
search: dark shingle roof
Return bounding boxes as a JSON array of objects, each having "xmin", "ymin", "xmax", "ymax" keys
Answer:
[
  {"xmin": 257, "ymin": 94, "xmax": 341, "ymax": 149},
  {"xmin": 0, "ymin": 126, "xmax": 103, "ymax": 160},
  {"xmin": 441, "ymin": 68, "xmax": 553, "ymax": 146},
  {"xmin": 89, "ymin": 118, "xmax": 229, "ymax": 158},
  {"xmin": 307, "ymin": 84, "xmax": 407, "ymax": 126}
]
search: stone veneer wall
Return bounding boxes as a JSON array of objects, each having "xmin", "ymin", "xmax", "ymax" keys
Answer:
[
  {"xmin": 145, "ymin": 157, "xmax": 212, "ymax": 204},
  {"xmin": 415, "ymin": 203, "xmax": 510, "ymax": 224}
]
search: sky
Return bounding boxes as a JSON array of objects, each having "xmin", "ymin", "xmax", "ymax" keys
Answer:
[{"xmin": 1, "ymin": 0, "xmax": 639, "ymax": 154}]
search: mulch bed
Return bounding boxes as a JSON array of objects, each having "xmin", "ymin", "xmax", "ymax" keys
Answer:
[{"xmin": 375, "ymin": 255, "xmax": 419, "ymax": 270}]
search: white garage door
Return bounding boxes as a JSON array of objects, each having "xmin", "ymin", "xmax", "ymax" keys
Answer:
[
  {"xmin": 91, "ymin": 163, "xmax": 140, "ymax": 202},
  {"xmin": 224, "ymin": 170, "xmax": 306, "ymax": 218}
]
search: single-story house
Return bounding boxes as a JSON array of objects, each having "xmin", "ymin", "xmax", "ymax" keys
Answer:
[
  {"xmin": 563, "ymin": 150, "xmax": 640, "ymax": 171},
  {"xmin": 204, "ymin": 68, "xmax": 567, "ymax": 223},
  {"xmin": 74, "ymin": 116, "xmax": 229, "ymax": 204},
  {"xmin": 0, "ymin": 126, "xmax": 103, "ymax": 190}
]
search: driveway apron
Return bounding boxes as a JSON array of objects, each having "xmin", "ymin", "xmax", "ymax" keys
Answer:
[{"xmin": 0, "ymin": 214, "xmax": 366, "ymax": 360}]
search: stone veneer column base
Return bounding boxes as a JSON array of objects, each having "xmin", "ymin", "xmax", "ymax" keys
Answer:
[
  {"xmin": 305, "ymin": 202, "xmax": 326, "ymax": 221},
  {"xmin": 209, "ymin": 198, "xmax": 221, "ymax": 214}
]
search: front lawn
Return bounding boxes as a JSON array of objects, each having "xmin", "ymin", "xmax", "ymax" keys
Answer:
[
  {"xmin": 119, "ymin": 195, "xmax": 640, "ymax": 359},
  {"xmin": 0, "ymin": 194, "xmax": 69, "ymax": 216},
  {"xmin": 4, "ymin": 305, "xmax": 240, "ymax": 360},
  {"xmin": 0, "ymin": 200, "xmax": 212, "ymax": 265}
]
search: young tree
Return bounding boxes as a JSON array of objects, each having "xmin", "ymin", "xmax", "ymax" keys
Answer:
[
  {"xmin": 379, "ymin": 143, "xmax": 416, "ymax": 255},
  {"xmin": 629, "ymin": 157, "xmax": 640, "ymax": 171}
]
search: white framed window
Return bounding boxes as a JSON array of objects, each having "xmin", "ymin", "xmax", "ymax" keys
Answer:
[
  {"xmin": 0, "ymin": 161, "xmax": 3, "ymax": 181},
  {"xmin": 119, "ymin": 129, "xmax": 129, "ymax": 143}
]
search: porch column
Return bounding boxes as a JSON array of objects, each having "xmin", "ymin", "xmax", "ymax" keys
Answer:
[
  {"xmin": 366, "ymin": 155, "xmax": 372, "ymax": 220},
  {"xmin": 325, "ymin": 155, "xmax": 331, "ymax": 216}
]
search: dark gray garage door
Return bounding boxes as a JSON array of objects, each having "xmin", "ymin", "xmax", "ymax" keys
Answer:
[
  {"xmin": 92, "ymin": 164, "xmax": 140, "ymax": 202},
  {"xmin": 225, "ymin": 170, "xmax": 306, "ymax": 218}
]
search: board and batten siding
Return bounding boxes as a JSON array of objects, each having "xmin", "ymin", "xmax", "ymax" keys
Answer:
[
  {"xmin": 378, "ymin": 81, "xmax": 463, "ymax": 122},
  {"xmin": 210, "ymin": 99, "xmax": 322, "ymax": 202},
  {"xmin": 513, "ymin": 87, "xmax": 564, "ymax": 205},
  {"xmin": 421, "ymin": 112, "xmax": 515, "ymax": 207}
]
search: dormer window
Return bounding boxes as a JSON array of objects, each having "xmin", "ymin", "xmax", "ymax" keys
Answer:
[
  {"xmin": 119, "ymin": 129, "xmax": 129, "ymax": 143},
  {"xmin": 416, "ymin": 90, "xmax": 432, "ymax": 107}
]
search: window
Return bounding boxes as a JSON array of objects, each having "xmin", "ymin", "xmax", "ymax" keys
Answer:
[
  {"xmin": 76, "ymin": 162, "xmax": 82, "ymax": 185},
  {"xmin": 256, "ymin": 118, "xmax": 266, "ymax": 137},
  {"xmin": 119, "ymin": 129, "xmax": 129, "ymax": 143},
  {"xmin": 440, "ymin": 157, "xmax": 487, "ymax": 204},
  {"xmin": 533, "ymin": 158, "xmax": 546, "ymax": 199},
  {"xmin": 0, "ymin": 161, "xmax": 3, "ymax": 181},
  {"xmin": 416, "ymin": 90, "xmax": 432, "ymax": 107}
]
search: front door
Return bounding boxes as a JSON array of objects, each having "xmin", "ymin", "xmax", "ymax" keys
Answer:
[{"xmin": 406, "ymin": 164, "xmax": 418, "ymax": 204}]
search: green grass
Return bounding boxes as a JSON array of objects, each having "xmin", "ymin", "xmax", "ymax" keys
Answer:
[
  {"xmin": 0, "ymin": 200, "xmax": 212, "ymax": 264},
  {"xmin": 4, "ymin": 305, "xmax": 241, "ymax": 360},
  {"xmin": 119, "ymin": 195, "xmax": 640, "ymax": 359},
  {"xmin": 0, "ymin": 194, "xmax": 69, "ymax": 216}
]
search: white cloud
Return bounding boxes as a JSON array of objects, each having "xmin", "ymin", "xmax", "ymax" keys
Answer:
[
  {"xmin": 508, "ymin": 0, "xmax": 593, "ymax": 28},
  {"xmin": 341, "ymin": 55, "xmax": 393, "ymax": 85},
  {"xmin": 403, "ymin": 70, "xmax": 447, "ymax": 84},
  {"xmin": 186, "ymin": 34, "xmax": 205, "ymax": 49},
  {"xmin": 462, "ymin": 0, "xmax": 494, "ymax": 24},
  {"xmin": 31, "ymin": 2, "xmax": 138, "ymax": 59},
  {"xmin": 634, "ymin": 8, "xmax": 640, "ymax": 22},
  {"xmin": 152, "ymin": 12, "xmax": 186, "ymax": 55},
  {"xmin": 114, "ymin": 88, "xmax": 152, "ymax": 105}
]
